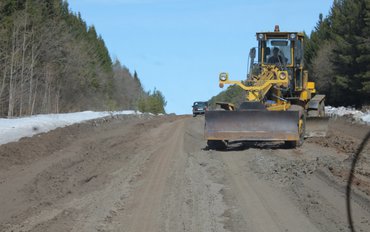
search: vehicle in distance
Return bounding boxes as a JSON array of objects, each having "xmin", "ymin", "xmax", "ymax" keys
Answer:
[{"xmin": 192, "ymin": 101, "xmax": 208, "ymax": 117}]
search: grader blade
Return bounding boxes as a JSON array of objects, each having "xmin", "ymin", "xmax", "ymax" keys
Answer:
[
  {"xmin": 305, "ymin": 117, "xmax": 329, "ymax": 137},
  {"xmin": 205, "ymin": 110, "xmax": 300, "ymax": 141}
]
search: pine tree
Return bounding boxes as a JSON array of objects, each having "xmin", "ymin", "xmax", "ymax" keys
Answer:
[
  {"xmin": 356, "ymin": 0, "xmax": 370, "ymax": 102},
  {"xmin": 137, "ymin": 89, "xmax": 167, "ymax": 114},
  {"xmin": 305, "ymin": 13, "xmax": 333, "ymax": 73},
  {"xmin": 306, "ymin": 0, "xmax": 370, "ymax": 107},
  {"xmin": 330, "ymin": 0, "xmax": 369, "ymax": 106},
  {"xmin": 0, "ymin": 0, "xmax": 166, "ymax": 116}
]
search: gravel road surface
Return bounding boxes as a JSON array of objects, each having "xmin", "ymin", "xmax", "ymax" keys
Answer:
[{"xmin": 0, "ymin": 114, "xmax": 369, "ymax": 232}]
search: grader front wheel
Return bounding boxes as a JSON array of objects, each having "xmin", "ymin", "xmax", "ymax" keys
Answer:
[{"xmin": 285, "ymin": 114, "xmax": 306, "ymax": 148}]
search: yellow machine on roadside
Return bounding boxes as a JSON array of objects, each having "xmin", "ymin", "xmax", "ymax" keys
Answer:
[{"xmin": 205, "ymin": 26, "xmax": 327, "ymax": 149}]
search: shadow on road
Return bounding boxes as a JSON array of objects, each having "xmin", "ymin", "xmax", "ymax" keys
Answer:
[{"xmin": 204, "ymin": 141, "xmax": 296, "ymax": 151}]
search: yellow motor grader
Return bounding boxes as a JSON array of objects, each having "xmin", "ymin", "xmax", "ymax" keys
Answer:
[{"xmin": 205, "ymin": 26, "xmax": 328, "ymax": 149}]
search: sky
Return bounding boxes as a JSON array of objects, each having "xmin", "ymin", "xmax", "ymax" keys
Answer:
[
  {"xmin": 67, "ymin": 0, "xmax": 334, "ymax": 115},
  {"xmin": 1, "ymin": 107, "xmax": 369, "ymax": 145}
]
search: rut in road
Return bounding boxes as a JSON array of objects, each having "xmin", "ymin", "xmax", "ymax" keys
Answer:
[
  {"xmin": 119, "ymin": 119, "xmax": 187, "ymax": 231},
  {"xmin": 105, "ymin": 117, "xmax": 228, "ymax": 232},
  {"xmin": 221, "ymin": 153, "xmax": 320, "ymax": 232}
]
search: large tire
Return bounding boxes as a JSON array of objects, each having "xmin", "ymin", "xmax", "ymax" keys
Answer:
[
  {"xmin": 207, "ymin": 140, "xmax": 227, "ymax": 150},
  {"xmin": 308, "ymin": 101, "xmax": 325, "ymax": 117},
  {"xmin": 285, "ymin": 105, "xmax": 306, "ymax": 148},
  {"xmin": 285, "ymin": 113, "xmax": 306, "ymax": 148},
  {"xmin": 318, "ymin": 101, "xmax": 325, "ymax": 117}
]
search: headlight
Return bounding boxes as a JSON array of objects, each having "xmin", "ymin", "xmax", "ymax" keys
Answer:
[
  {"xmin": 219, "ymin": 72, "xmax": 228, "ymax": 81},
  {"xmin": 258, "ymin": 34, "xmax": 264, "ymax": 40},
  {"xmin": 290, "ymin": 33, "xmax": 296, "ymax": 39},
  {"xmin": 279, "ymin": 72, "xmax": 287, "ymax": 80}
]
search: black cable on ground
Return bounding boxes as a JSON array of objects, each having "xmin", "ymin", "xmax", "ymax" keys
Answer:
[{"xmin": 346, "ymin": 130, "xmax": 370, "ymax": 232}]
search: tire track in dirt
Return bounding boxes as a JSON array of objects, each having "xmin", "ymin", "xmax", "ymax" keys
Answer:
[
  {"xmin": 68, "ymin": 117, "xmax": 185, "ymax": 232},
  {"xmin": 219, "ymin": 151, "xmax": 321, "ymax": 232},
  {"xmin": 229, "ymin": 143, "xmax": 370, "ymax": 232},
  {"xmin": 0, "ymin": 116, "xmax": 179, "ymax": 232},
  {"xmin": 105, "ymin": 116, "xmax": 228, "ymax": 232},
  {"xmin": 105, "ymin": 119, "xmax": 187, "ymax": 232},
  {"xmin": 159, "ymin": 118, "xmax": 227, "ymax": 232}
]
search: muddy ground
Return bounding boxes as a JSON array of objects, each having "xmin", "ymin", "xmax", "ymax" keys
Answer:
[{"xmin": 0, "ymin": 114, "xmax": 369, "ymax": 232}]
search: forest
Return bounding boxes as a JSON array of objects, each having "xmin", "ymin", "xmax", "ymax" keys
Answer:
[
  {"xmin": 0, "ymin": 0, "xmax": 166, "ymax": 118},
  {"xmin": 210, "ymin": 0, "xmax": 370, "ymax": 109}
]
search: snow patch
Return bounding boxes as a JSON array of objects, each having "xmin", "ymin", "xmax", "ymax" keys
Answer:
[
  {"xmin": 325, "ymin": 106, "xmax": 370, "ymax": 124},
  {"xmin": 0, "ymin": 111, "xmax": 141, "ymax": 145}
]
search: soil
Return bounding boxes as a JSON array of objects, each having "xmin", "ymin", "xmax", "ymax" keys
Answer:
[{"xmin": 0, "ymin": 114, "xmax": 369, "ymax": 232}]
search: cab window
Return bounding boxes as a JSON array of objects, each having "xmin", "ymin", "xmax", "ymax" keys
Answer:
[{"xmin": 264, "ymin": 39, "xmax": 291, "ymax": 65}]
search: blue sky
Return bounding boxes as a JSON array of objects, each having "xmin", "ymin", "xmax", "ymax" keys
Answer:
[{"xmin": 67, "ymin": 0, "xmax": 333, "ymax": 115}]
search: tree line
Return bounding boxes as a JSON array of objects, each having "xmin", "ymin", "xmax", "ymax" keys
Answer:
[
  {"xmin": 305, "ymin": 0, "xmax": 370, "ymax": 107},
  {"xmin": 0, "ymin": 0, "xmax": 166, "ymax": 117},
  {"xmin": 209, "ymin": 0, "xmax": 369, "ymax": 109}
]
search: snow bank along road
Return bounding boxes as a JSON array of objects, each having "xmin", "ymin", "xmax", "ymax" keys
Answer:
[{"xmin": 0, "ymin": 114, "xmax": 369, "ymax": 232}]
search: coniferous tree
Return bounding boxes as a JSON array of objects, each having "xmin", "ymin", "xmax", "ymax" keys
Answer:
[
  {"xmin": 306, "ymin": 0, "xmax": 370, "ymax": 107},
  {"xmin": 138, "ymin": 88, "xmax": 167, "ymax": 114},
  {"xmin": 0, "ymin": 0, "xmax": 167, "ymax": 117}
]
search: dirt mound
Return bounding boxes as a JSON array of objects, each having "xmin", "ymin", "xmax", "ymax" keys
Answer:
[
  {"xmin": 0, "ymin": 114, "xmax": 162, "ymax": 170},
  {"xmin": 307, "ymin": 117, "xmax": 370, "ymax": 197},
  {"xmin": 307, "ymin": 117, "xmax": 370, "ymax": 154}
]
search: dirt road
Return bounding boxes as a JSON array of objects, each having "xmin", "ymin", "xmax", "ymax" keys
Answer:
[{"xmin": 0, "ymin": 114, "xmax": 369, "ymax": 232}]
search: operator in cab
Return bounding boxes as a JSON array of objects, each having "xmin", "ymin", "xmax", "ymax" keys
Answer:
[{"xmin": 267, "ymin": 47, "xmax": 284, "ymax": 64}]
